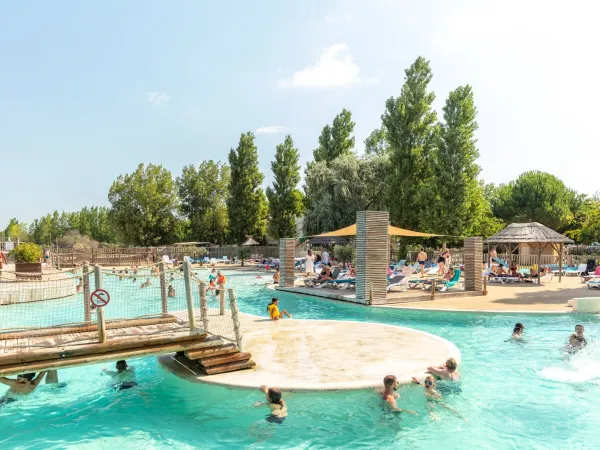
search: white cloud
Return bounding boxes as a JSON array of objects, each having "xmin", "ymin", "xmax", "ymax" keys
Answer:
[
  {"xmin": 278, "ymin": 43, "xmax": 361, "ymax": 88},
  {"xmin": 256, "ymin": 125, "xmax": 285, "ymax": 134},
  {"xmin": 147, "ymin": 91, "xmax": 171, "ymax": 105}
]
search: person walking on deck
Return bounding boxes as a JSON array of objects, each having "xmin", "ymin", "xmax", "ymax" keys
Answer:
[
  {"xmin": 417, "ymin": 248, "xmax": 428, "ymax": 277},
  {"xmin": 305, "ymin": 250, "xmax": 315, "ymax": 276}
]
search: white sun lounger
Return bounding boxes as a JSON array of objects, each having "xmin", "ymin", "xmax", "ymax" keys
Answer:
[{"xmin": 488, "ymin": 277, "xmax": 520, "ymax": 284}]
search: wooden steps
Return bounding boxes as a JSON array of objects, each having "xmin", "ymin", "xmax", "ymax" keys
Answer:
[{"xmin": 180, "ymin": 343, "xmax": 255, "ymax": 375}]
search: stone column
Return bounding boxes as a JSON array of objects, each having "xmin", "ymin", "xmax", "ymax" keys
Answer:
[
  {"xmin": 279, "ymin": 238, "xmax": 296, "ymax": 288},
  {"xmin": 464, "ymin": 237, "xmax": 483, "ymax": 292},
  {"xmin": 356, "ymin": 211, "xmax": 389, "ymax": 305}
]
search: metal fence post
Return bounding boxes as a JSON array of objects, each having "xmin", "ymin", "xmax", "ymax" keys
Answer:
[
  {"xmin": 228, "ymin": 289, "xmax": 244, "ymax": 352},
  {"xmin": 83, "ymin": 264, "xmax": 91, "ymax": 323},
  {"xmin": 94, "ymin": 265, "xmax": 107, "ymax": 343},
  {"xmin": 159, "ymin": 261, "xmax": 168, "ymax": 315},
  {"xmin": 183, "ymin": 261, "xmax": 197, "ymax": 331}
]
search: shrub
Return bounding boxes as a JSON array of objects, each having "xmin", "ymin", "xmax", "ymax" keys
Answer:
[{"xmin": 9, "ymin": 243, "xmax": 43, "ymax": 263}]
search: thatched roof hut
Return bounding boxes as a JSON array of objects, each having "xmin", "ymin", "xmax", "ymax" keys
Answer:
[
  {"xmin": 484, "ymin": 222, "xmax": 573, "ymax": 283},
  {"xmin": 484, "ymin": 222, "xmax": 573, "ymax": 244}
]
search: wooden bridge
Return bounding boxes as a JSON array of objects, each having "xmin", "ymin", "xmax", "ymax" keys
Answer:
[{"xmin": 0, "ymin": 262, "xmax": 254, "ymax": 377}]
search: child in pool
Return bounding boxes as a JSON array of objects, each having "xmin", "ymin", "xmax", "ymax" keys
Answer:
[
  {"xmin": 511, "ymin": 322, "xmax": 525, "ymax": 339},
  {"xmin": 255, "ymin": 385, "xmax": 287, "ymax": 423},
  {"xmin": 412, "ymin": 376, "xmax": 465, "ymax": 421}
]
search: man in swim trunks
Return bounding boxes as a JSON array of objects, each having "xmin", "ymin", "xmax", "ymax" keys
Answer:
[
  {"xmin": 427, "ymin": 357, "xmax": 461, "ymax": 381},
  {"xmin": 417, "ymin": 248, "xmax": 427, "ymax": 277},
  {"xmin": 380, "ymin": 375, "xmax": 416, "ymax": 414},
  {"xmin": 267, "ymin": 298, "xmax": 292, "ymax": 320},
  {"xmin": 103, "ymin": 360, "xmax": 137, "ymax": 390},
  {"xmin": 0, "ymin": 372, "xmax": 47, "ymax": 404}
]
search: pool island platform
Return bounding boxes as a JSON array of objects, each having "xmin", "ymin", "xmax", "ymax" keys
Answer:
[{"xmin": 159, "ymin": 312, "xmax": 460, "ymax": 391}]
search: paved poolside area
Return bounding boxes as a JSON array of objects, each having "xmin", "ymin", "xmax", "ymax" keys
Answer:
[{"xmin": 159, "ymin": 312, "xmax": 460, "ymax": 391}]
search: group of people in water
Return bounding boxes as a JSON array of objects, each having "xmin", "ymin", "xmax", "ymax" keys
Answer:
[{"xmin": 511, "ymin": 322, "xmax": 588, "ymax": 353}]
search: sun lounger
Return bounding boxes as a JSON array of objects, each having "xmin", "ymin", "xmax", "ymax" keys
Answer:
[
  {"xmin": 326, "ymin": 277, "xmax": 356, "ymax": 290},
  {"xmin": 587, "ymin": 280, "xmax": 600, "ymax": 289},
  {"xmin": 387, "ymin": 274, "xmax": 408, "ymax": 292},
  {"xmin": 564, "ymin": 263, "xmax": 587, "ymax": 276},
  {"xmin": 424, "ymin": 270, "xmax": 463, "ymax": 291},
  {"xmin": 489, "ymin": 276, "xmax": 520, "ymax": 284},
  {"xmin": 305, "ymin": 268, "xmax": 341, "ymax": 288}
]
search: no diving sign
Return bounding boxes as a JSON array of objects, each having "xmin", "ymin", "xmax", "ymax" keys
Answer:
[{"xmin": 90, "ymin": 289, "xmax": 110, "ymax": 307}]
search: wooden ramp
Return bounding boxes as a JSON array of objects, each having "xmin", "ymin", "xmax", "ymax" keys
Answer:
[{"xmin": 0, "ymin": 315, "xmax": 254, "ymax": 377}]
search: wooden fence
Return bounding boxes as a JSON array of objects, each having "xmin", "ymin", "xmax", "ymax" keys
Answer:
[{"xmin": 50, "ymin": 245, "xmax": 280, "ymax": 267}]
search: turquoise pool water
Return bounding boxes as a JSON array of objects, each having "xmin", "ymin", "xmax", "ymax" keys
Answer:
[{"xmin": 2, "ymin": 271, "xmax": 600, "ymax": 449}]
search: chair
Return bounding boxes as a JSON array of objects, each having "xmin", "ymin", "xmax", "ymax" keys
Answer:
[
  {"xmin": 587, "ymin": 280, "xmax": 600, "ymax": 290},
  {"xmin": 222, "ymin": 256, "xmax": 229, "ymax": 264},
  {"xmin": 488, "ymin": 276, "xmax": 520, "ymax": 284},
  {"xmin": 312, "ymin": 268, "xmax": 341, "ymax": 288},
  {"xmin": 425, "ymin": 269, "xmax": 463, "ymax": 291},
  {"xmin": 387, "ymin": 274, "xmax": 408, "ymax": 292},
  {"xmin": 565, "ymin": 263, "xmax": 587, "ymax": 276}
]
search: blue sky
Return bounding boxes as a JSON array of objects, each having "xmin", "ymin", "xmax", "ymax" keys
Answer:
[{"xmin": 2, "ymin": 0, "xmax": 598, "ymax": 225}]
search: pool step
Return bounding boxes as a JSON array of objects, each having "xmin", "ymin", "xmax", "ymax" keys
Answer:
[
  {"xmin": 184, "ymin": 343, "xmax": 238, "ymax": 360},
  {"xmin": 177, "ymin": 343, "xmax": 255, "ymax": 375}
]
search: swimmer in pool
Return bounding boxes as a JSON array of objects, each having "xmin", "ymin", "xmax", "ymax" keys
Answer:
[
  {"xmin": 267, "ymin": 298, "xmax": 292, "ymax": 320},
  {"xmin": 103, "ymin": 360, "xmax": 137, "ymax": 390},
  {"xmin": 427, "ymin": 358, "xmax": 461, "ymax": 381},
  {"xmin": 568, "ymin": 334, "xmax": 587, "ymax": 353},
  {"xmin": 0, "ymin": 372, "xmax": 47, "ymax": 404},
  {"xmin": 511, "ymin": 322, "xmax": 525, "ymax": 339},
  {"xmin": 380, "ymin": 375, "xmax": 417, "ymax": 414},
  {"xmin": 412, "ymin": 376, "xmax": 466, "ymax": 421},
  {"xmin": 575, "ymin": 324, "xmax": 587, "ymax": 343},
  {"xmin": 255, "ymin": 385, "xmax": 287, "ymax": 423}
]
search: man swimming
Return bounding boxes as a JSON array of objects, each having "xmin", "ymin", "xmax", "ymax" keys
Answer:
[
  {"xmin": 0, "ymin": 372, "xmax": 47, "ymax": 404},
  {"xmin": 427, "ymin": 358, "xmax": 461, "ymax": 381},
  {"xmin": 267, "ymin": 298, "xmax": 292, "ymax": 320},
  {"xmin": 103, "ymin": 360, "xmax": 137, "ymax": 390},
  {"xmin": 255, "ymin": 385, "xmax": 287, "ymax": 423},
  {"xmin": 380, "ymin": 375, "xmax": 417, "ymax": 414}
]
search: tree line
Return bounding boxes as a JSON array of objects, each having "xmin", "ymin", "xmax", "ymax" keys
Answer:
[{"xmin": 5, "ymin": 56, "xmax": 600, "ymax": 247}]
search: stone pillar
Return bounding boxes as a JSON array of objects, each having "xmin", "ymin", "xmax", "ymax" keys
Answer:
[
  {"xmin": 279, "ymin": 238, "xmax": 296, "ymax": 288},
  {"xmin": 356, "ymin": 211, "xmax": 389, "ymax": 305},
  {"xmin": 464, "ymin": 237, "xmax": 483, "ymax": 292}
]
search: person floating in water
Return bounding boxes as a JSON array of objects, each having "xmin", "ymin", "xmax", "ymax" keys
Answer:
[
  {"xmin": 0, "ymin": 372, "xmax": 47, "ymax": 405},
  {"xmin": 412, "ymin": 375, "xmax": 465, "ymax": 421},
  {"xmin": 512, "ymin": 322, "xmax": 525, "ymax": 339},
  {"xmin": 255, "ymin": 385, "xmax": 287, "ymax": 423},
  {"xmin": 380, "ymin": 375, "xmax": 417, "ymax": 414},
  {"xmin": 427, "ymin": 358, "xmax": 461, "ymax": 381},
  {"xmin": 103, "ymin": 360, "xmax": 137, "ymax": 390},
  {"xmin": 267, "ymin": 298, "xmax": 292, "ymax": 320}
]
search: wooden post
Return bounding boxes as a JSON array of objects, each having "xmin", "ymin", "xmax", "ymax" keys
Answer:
[
  {"xmin": 83, "ymin": 264, "xmax": 91, "ymax": 323},
  {"xmin": 94, "ymin": 265, "xmax": 107, "ymax": 343},
  {"xmin": 483, "ymin": 276, "xmax": 488, "ymax": 295},
  {"xmin": 431, "ymin": 279, "xmax": 436, "ymax": 299},
  {"xmin": 559, "ymin": 242, "xmax": 563, "ymax": 283},
  {"xmin": 199, "ymin": 281, "xmax": 209, "ymax": 330},
  {"xmin": 228, "ymin": 289, "xmax": 244, "ymax": 352},
  {"xmin": 183, "ymin": 261, "xmax": 197, "ymax": 331},
  {"xmin": 159, "ymin": 261, "xmax": 168, "ymax": 315}
]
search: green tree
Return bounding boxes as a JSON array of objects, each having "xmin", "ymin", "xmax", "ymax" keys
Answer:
[
  {"xmin": 303, "ymin": 153, "xmax": 389, "ymax": 235},
  {"xmin": 490, "ymin": 171, "xmax": 575, "ymax": 230},
  {"xmin": 364, "ymin": 127, "xmax": 388, "ymax": 155},
  {"xmin": 382, "ymin": 56, "xmax": 438, "ymax": 231},
  {"xmin": 313, "ymin": 109, "xmax": 355, "ymax": 163},
  {"xmin": 237, "ymin": 246, "xmax": 252, "ymax": 267},
  {"xmin": 434, "ymin": 85, "xmax": 491, "ymax": 237},
  {"xmin": 227, "ymin": 132, "xmax": 268, "ymax": 243},
  {"xmin": 108, "ymin": 163, "xmax": 181, "ymax": 246},
  {"xmin": 178, "ymin": 161, "xmax": 230, "ymax": 244},
  {"xmin": 266, "ymin": 135, "xmax": 303, "ymax": 239},
  {"xmin": 4, "ymin": 218, "xmax": 28, "ymax": 241}
]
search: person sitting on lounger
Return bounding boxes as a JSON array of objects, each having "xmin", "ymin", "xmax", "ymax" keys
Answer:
[
  {"xmin": 427, "ymin": 358, "xmax": 461, "ymax": 381},
  {"xmin": 495, "ymin": 264, "xmax": 507, "ymax": 277},
  {"xmin": 509, "ymin": 263, "xmax": 520, "ymax": 278},
  {"xmin": 444, "ymin": 268, "xmax": 455, "ymax": 281},
  {"xmin": 267, "ymin": 298, "xmax": 292, "ymax": 320},
  {"xmin": 0, "ymin": 372, "xmax": 47, "ymax": 404},
  {"xmin": 318, "ymin": 265, "xmax": 335, "ymax": 281}
]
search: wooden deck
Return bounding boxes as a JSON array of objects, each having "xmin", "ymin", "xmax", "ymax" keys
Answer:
[{"xmin": 0, "ymin": 316, "xmax": 215, "ymax": 376}]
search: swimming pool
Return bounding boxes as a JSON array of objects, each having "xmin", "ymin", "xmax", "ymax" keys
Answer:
[{"xmin": 1, "ymin": 271, "xmax": 600, "ymax": 449}]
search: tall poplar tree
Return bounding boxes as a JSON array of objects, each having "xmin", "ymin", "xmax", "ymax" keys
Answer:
[
  {"xmin": 382, "ymin": 57, "xmax": 438, "ymax": 231},
  {"xmin": 266, "ymin": 135, "xmax": 303, "ymax": 238},
  {"xmin": 313, "ymin": 108, "xmax": 355, "ymax": 164},
  {"xmin": 227, "ymin": 132, "xmax": 267, "ymax": 243}
]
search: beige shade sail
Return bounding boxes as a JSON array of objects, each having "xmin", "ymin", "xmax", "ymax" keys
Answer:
[{"xmin": 313, "ymin": 223, "xmax": 441, "ymax": 238}]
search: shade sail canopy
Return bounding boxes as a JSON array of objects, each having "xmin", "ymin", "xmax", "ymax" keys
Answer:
[
  {"xmin": 484, "ymin": 222, "xmax": 573, "ymax": 244},
  {"xmin": 241, "ymin": 237, "xmax": 260, "ymax": 246},
  {"xmin": 306, "ymin": 236, "xmax": 348, "ymax": 245},
  {"xmin": 313, "ymin": 224, "xmax": 441, "ymax": 238}
]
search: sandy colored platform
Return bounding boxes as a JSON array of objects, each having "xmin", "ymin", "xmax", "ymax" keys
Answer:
[
  {"xmin": 159, "ymin": 313, "xmax": 460, "ymax": 391},
  {"xmin": 380, "ymin": 276, "xmax": 596, "ymax": 313}
]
